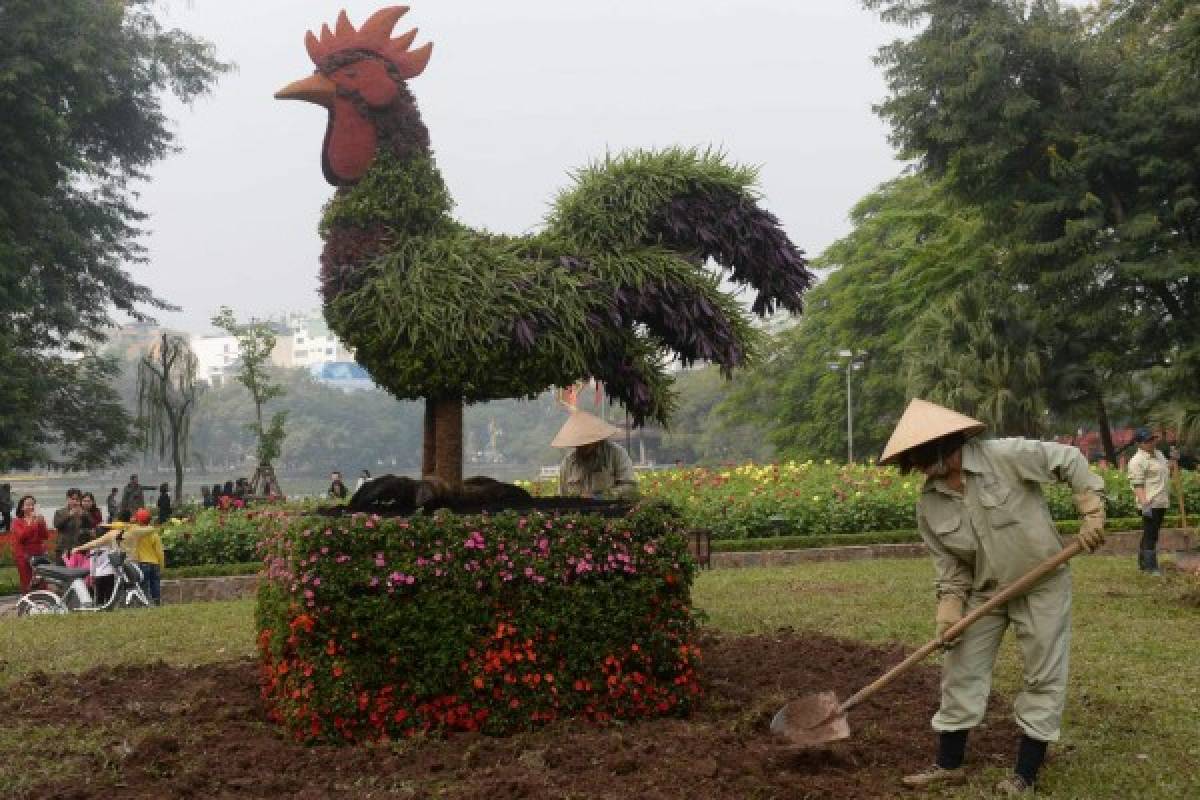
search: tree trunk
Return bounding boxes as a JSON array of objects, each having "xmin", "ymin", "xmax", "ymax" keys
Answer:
[
  {"xmin": 172, "ymin": 426, "xmax": 184, "ymax": 508},
  {"xmin": 422, "ymin": 401, "xmax": 436, "ymax": 477},
  {"xmin": 432, "ymin": 397, "xmax": 463, "ymax": 486},
  {"xmin": 1095, "ymin": 391, "xmax": 1117, "ymax": 466}
]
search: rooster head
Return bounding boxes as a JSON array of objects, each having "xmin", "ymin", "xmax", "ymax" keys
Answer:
[{"xmin": 276, "ymin": 6, "xmax": 433, "ymax": 186}]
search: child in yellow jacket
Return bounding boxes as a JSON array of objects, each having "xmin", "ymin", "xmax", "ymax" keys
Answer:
[{"xmin": 73, "ymin": 508, "xmax": 165, "ymax": 606}]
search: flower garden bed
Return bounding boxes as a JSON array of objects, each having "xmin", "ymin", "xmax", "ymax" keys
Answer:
[{"xmin": 255, "ymin": 503, "xmax": 702, "ymax": 742}]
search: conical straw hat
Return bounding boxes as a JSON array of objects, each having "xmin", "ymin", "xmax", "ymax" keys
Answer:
[
  {"xmin": 879, "ymin": 399, "xmax": 986, "ymax": 466},
  {"xmin": 551, "ymin": 410, "xmax": 621, "ymax": 448}
]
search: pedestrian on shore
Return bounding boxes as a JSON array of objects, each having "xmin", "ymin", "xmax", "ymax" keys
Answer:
[
  {"xmin": 328, "ymin": 471, "xmax": 349, "ymax": 500},
  {"xmin": 119, "ymin": 474, "xmax": 145, "ymax": 520},
  {"xmin": 52, "ymin": 488, "xmax": 86, "ymax": 564},
  {"xmin": 105, "ymin": 487, "xmax": 119, "ymax": 523},
  {"xmin": 881, "ymin": 399, "xmax": 1105, "ymax": 796},
  {"xmin": 11, "ymin": 495, "xmax": 49, "ymax": 593},
  {"xmin": 81, "ymin": 492, "xmax": 103, "ymax": 529},
  {"xmin": 201, "ymin": 485, "xmax": 213, "ymax": 509},
  {"xmin": 0, "ymin": 482, "xmax": 11, "ymax": 532},
  {"xmin": 157, "ymin": 483, "xmax": 172, "ymax": 524},
  {"xmin": 1127, "ymin": 427, "xmax": 1169, "ymax": 575}
]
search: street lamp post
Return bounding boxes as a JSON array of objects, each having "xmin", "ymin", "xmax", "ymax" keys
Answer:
[{"xmin": 828, "ymin": 349, "xmax": 867, "ymax": 464}]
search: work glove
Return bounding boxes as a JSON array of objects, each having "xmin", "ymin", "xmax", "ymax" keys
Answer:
[
  {"xmin": 935, "ymin": 595, "xmax": 965, "ymax": 648},
  {"xmin": 1073, "ymin": 491, "xmax": 1106, "ymax": 553}
]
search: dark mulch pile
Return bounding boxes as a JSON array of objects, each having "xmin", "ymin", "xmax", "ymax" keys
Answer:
[{"xmin": 2, "ymin": 631, "xmax": 1019, "ymax": 799}]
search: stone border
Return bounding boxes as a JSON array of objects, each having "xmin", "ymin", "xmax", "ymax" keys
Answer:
[
  {"xmin": 159, "ymin": 574, "xmax": 259, "ymax": 605},
  {"xmin": 711, "ymin": 529, "xmax": 1195, "ymax": 569}
]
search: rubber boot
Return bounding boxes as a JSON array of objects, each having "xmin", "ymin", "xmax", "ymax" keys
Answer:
[{"xmin": 902, "ymin": 730, "xmax": 969, "ymax": 789}]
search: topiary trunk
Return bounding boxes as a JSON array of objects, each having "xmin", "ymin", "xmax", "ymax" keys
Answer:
[
  {"xmin": 422, "ymin": 401, "xmax": 436, "ymax": 477},
  {"xmin": 429, "ymin": 397, "xmax": 463, "ymax": 486}
]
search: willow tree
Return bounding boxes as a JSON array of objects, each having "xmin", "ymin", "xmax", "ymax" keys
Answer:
[
  {"xmin": 276, "ymin": 7, "xmax": 813, "ymax": 487},
  {"xmin": 137, "ymin": 333, "xmax": 201, "ymax": 502}
]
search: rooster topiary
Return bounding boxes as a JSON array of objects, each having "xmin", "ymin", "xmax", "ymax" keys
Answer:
[{"xmin": 277, "ymin": 6, "xmax": 813, "ymax": 487}]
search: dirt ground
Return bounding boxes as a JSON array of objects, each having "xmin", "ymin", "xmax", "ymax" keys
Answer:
[{"xmin": 2, "ymin": 630, "xmax": 1020, "ymax": 799}]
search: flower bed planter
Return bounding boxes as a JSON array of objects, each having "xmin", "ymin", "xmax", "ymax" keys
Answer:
[{"xmin": 256, "ymin": 503, "xmax": 701, "ymax": 742}]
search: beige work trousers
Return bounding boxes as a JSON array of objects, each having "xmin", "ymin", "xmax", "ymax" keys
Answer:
[{"xmin": 932, "ymin": 569, "xmax": 1071, "ymax": 742}]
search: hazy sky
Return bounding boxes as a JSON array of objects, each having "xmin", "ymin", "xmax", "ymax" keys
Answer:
[{"xmin": 131, "ymin": 0, "xmax": 908, "ymax": 335}]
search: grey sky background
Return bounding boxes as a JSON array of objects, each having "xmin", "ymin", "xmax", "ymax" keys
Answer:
[{"xmin": 130, "ymin": 1, "xmax": 909, "ymax": 335}]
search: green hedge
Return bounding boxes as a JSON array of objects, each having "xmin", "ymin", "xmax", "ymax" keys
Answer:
[
  {"xmin": 255, "ymin": 504, "xmax": 701, "ymax": 743},
  {"xmin": 711, "ymin": 516, "xmax": 1188, "ymax": 553},
  {"xmin": 161, "ymin": 509, "xmax": 276, "ymax": 567}
]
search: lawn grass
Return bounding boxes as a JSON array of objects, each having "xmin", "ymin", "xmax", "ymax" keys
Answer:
[
  {"xmin": 0, "ymin": 598, "xmax": 257, "ymax": 684},
  {"xmin": 695, "ymin": 556, "xmax": 1200, "ymax": 800},
  {"xmin": 1, "ymin": 557, "xmax": 1196, "ymax": 799}
]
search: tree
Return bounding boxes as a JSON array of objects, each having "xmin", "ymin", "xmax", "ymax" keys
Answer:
[
  {"xmin": 137, "ymin": 333, "xmax": 200, "ymax": 502},
  {"xmin": 212, "ymin": 307, "xmax": 287, "ymax": 494},
  {"xmin": 863, "ymin": 0, "xmax": 1200, "ymax": 442},
  {"xmin": 905, "ymin": 281, "xmax": 1050, "ymax": 436},
  {"xmin": 719, "ymin": 176, "xmax": 991, "ymax": 460},
  {"xmin": 0, "ymin": 0, "xmax": 228, "ymax": 470}
]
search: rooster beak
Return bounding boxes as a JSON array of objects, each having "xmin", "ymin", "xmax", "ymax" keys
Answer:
[{"xmin": 275, "ymin": 73, "xmax": 336, "ymax": 108}]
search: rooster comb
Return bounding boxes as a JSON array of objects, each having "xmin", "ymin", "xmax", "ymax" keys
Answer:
[{"xmin": 305, "ymin": 6, "xmax": 433, "ymax": 79}]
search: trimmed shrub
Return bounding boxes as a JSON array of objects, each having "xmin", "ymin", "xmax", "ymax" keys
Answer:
[
  {"xmin": 255, "ymin": 503, "xmax": 701, "ymax": 743},
  {"xmin": 161, "ymin": 508, "xmax": 276, "ymax": 567}
]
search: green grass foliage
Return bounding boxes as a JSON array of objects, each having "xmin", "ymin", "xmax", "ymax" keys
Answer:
[{"xmin": 255, "ymin": 504, "xmax": 701, "ymax": 742}]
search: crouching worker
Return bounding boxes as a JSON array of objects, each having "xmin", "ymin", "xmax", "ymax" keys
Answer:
[
  {"xmin": 552, "ymin": 410, "xmax": 638, "ymax": 501},
  {"xmin": 880, "ymin": 399, "xmax": 1106, "ymax": 796}
]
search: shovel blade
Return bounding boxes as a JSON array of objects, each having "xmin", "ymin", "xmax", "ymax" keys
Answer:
[{"xmin": 770, "ymin": 691, "xmax": 851, "ymax": 748}]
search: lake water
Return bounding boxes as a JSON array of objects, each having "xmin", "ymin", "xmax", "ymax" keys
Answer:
[{"xmin": 1, "ymin": 464, "xmax": 553, "ymax": 524}]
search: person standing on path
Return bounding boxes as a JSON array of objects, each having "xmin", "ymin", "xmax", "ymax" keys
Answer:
[
  {"xmin": 880, "ymin": 399, "xmax": 1106, "ymax": 796},
  {"xmin": 105, "ymin": 487, "xmax": 119, "ymax": 523},
  {"xmin": 1126, "ymin": 427, "xmax": 1170, "ymax": 576},
  {"xmin": 11, "ymin": 495, "xmax": 49, "ymax": 593}
]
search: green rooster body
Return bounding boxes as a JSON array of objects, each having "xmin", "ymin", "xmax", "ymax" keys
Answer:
[{"xmin": 279, "ymin": 7, "xmax": 813, "ymax": 485}]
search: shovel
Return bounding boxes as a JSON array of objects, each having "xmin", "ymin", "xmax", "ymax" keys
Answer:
[{"xmin": 770, "ymin": 539, "xmax": 1085, "ymax": 749}]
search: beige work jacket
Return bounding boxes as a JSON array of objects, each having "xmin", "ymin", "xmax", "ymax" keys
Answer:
[
  {"xmin": 1127, "ymin": 448, "xmax": 1170, "ymax": 509},
  {"xmin": 917, "ymin": 438, "xmax": 1104, "ymax": 600},
  {"xmin": 558, "ymin": 440, "xmax": 638, "ymax": 499}
]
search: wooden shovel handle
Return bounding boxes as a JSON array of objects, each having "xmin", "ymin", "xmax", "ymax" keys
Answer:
[{"xmin": 838, "ymin": 539, "xmax": 1084, "ymax": 714}]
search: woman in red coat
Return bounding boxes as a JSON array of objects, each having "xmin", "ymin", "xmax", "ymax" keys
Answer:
[{"xmin": 11, "ymin": 495, "xmax": 49, "ymax": 592}]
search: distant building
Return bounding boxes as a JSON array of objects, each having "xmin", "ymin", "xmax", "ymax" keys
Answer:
[
  {"xmin": 308, "ymin": 361, "xmax": 375, "ymax": 392},
  {"xmin": 190, "ymin": 310, "xmax": 362, "ymax": 386}
]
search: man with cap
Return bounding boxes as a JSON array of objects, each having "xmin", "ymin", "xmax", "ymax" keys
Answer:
[
  {"xmin": 552, "ymin": 410, "xmax": 638, "ymax": 500},
  {"xmin": 1126, "ymin": 426, "xmax": 1170, "ymax": 575},
  {"xmin": 880, "ymin": 399, "xmax": 1106, "ymax": 796}
]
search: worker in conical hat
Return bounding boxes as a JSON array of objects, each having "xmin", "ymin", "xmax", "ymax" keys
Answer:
[
  {"xmin": 552, "ymin": 410, "xmax": 638, "ymax": 500},
  {"xmin": 885, "ymin": 399, "xmax": 1107, "ymax": 796}
]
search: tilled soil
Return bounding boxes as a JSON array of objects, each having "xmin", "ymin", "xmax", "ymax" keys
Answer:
[{"xmin": 2, "ymin": 630, "xmax": 1019, "ymax": 799}]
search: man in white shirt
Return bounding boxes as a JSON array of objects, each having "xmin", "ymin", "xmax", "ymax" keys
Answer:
[{"xmin": 1126, "ymin": 427, "xmax": 1170, "ymax": 575}]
